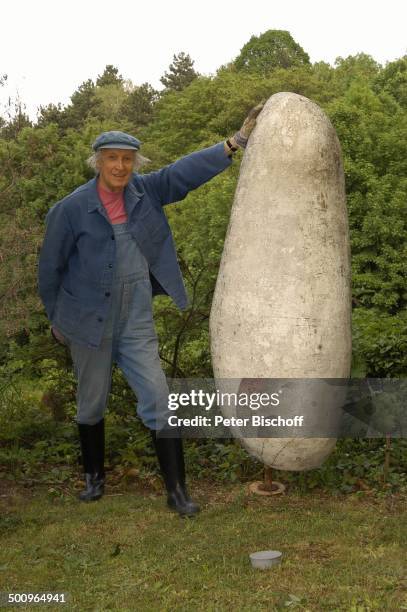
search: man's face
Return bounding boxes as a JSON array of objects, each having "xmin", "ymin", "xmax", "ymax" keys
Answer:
[{"xmin": 97, "ymin": 148, "xmax": 135, "ymax": 192}]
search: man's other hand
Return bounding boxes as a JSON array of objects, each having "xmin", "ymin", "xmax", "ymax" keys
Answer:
[{"xmin": 51, "ymin": 326, "xmax": 68, "ymax": 346}]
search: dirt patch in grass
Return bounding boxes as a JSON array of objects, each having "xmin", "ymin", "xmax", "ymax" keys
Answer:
[{"xmin": 0, "ymin": 479, "xmax": 36, "ymax": 510}]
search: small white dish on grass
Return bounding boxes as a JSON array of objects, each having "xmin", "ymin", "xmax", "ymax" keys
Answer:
[{"xmin": 249, "ymin": 550, "xmax": 282, "ymax": 569}]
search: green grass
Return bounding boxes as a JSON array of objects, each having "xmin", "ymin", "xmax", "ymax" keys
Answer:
[{"xmin": 0, "ymin": 482, "xmax": 406, "ymax": 611}]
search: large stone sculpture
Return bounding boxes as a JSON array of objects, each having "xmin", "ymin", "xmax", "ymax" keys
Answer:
[{"xmin": 209, "ymin": 92, "xmax": 352, "ymax": 471}]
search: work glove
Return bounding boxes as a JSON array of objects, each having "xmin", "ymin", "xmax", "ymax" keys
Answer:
[{"xmin": 225, "ymin": 101, "xmax": 265, "ymax": 155}]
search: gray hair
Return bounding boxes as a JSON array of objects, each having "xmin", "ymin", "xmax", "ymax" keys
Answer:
[{"xmin": 87, "ymin": 149, "xmax": 151, "ymax": 174}]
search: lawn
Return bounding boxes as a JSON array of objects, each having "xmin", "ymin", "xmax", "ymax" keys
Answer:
[{"xmin": 1, "ymin": 479, "xmax": 406, "ymax": 611}]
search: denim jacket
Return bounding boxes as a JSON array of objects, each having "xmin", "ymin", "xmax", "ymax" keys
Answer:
[{"xmin": 38, "ymin": 141, "xmax": 232, "ymax": 348}]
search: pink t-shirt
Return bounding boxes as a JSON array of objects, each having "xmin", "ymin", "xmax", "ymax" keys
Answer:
[{"xmin": 97, "ymin": 182, "xmax": 128, "ymax": 224}]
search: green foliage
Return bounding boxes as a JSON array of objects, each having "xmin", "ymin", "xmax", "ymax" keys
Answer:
[
  {"xmin": 184, "ymin": 439, "xmax": 256, "ymax": 482},
  {"xmin": 373, "ymin": 55, "xmax": 407, "ymax": 108},
  {"xmin": 352, "ymin": 309, "xmax": 407, "ymax": 377},
  {"xmin": 96, "ymin": 64, "xmax": 123, "ymax": 87},
  {"xmin": 325, "ymin": 80, "xmax": 407, "ymax": 313},
  {"xmin": 333, "ymin": 53, "xmax": 381, "ymax": 91},
  {"xmin": 0, "ymin": 97, "xmax": 31, "ymax": 140},
  {"xmin": 233, "ymin": 29, "xmax": 311, "ymax": 75},
  {"xmin": 160, "ymin": 52, "xmax": 199, "ymax": 92},
  {"xmin": 63, "ymin": 78, "xmax": 101, "ymax": 129},
  {"xmin": 279, "ymin": 438, "xmax": 407, "ymax": 494},
  {"xmin": 120, "ymin": 82, "xmax": 158, "ymax": 129}
]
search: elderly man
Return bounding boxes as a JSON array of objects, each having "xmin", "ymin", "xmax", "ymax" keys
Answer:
[{"xmin": 38, "ymin": 104, "xmax": 262, "ymax": 516}]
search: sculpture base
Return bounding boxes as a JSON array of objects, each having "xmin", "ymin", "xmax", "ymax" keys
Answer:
[{"xmin": 248, "ymin": 480, "xmax": 285, "ymax": 496}]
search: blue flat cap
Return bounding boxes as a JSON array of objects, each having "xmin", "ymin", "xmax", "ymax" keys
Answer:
[{"xmin": 92, "ymin": 130, "xmax": 142, "ymax": 151}]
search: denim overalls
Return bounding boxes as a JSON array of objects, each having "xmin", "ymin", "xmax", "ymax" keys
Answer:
[{"xmin": 69, "ymin": 220, "xmax": 171, "ymax": 430}]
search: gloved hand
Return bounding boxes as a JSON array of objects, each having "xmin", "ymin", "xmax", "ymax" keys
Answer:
[
  {"xmin": 225, "ymin": 101, "xmax": 265, "ymax": 155},
  {"xmin": 51, "ymin": 326, "xmax": 68, "ymax": 346}
]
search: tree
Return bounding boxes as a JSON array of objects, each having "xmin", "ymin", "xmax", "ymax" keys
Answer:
[
  {"xmin": 326, "ymin": 81, "xmax": 406, "ymax": 313},
  {"xmin": 373, "ymin": 55, "xmax": 407, "ymax": 108},
  {"xmin": 36, "ymin": 102, "xmax": 65, "ymax": 128},
  {"xmin": 0, "ymin": 98, "xmax": 31, "ymax": 140},
  {"xmin": 233, "ymin": 30, "xmax": 310, "ymax": 76},
  {"xmin": 63, "ymin": 79, "xmax": 100, "ymax": 129},
  {"xmin": 160, "ymin": 52, "xmax": 199, "ymax": 92},
  {"xmin": 333, "ymin": 53, "xmax": 381, "ymax": 93},
  {"xmin": 120, "ymin": 82, "xmax": 158, "ymax": 127},
  {"xmin": 96, "ymin": 64, "xmax": 123, "ymax": 87},
  {"xmin": 93, "ymin": 83, "xmax": 127, "ymax": 123}
]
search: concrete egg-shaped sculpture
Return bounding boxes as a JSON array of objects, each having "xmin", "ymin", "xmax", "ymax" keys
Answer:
[{"xmin": 209, "ymin": 92, "xmax": 351, "ymax": 471}]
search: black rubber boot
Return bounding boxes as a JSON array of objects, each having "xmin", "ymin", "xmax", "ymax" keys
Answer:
[
  {"xmin": 77, "ymin": 419, "xmax": 105, "ymax": 502},
  {"xmin": 151, "ymin": 430, "xmax": 200, "ymax": 517}
]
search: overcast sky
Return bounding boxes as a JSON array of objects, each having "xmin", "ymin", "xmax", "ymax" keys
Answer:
[{"xmin": 1, "ymin": 0, "xmax": 406, "ymax": 119}]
